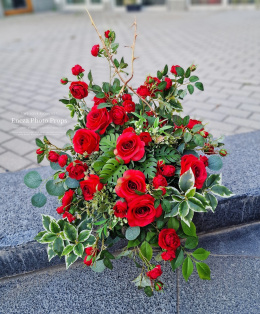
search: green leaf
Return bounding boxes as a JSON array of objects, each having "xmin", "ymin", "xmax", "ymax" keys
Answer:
[
  {"xmin": 163, "ymin": 64, "xmax": 168, "ymax": 75},
  {"xmin": 192, "ymin": 248, "xmax": 210, "ymax": 261},
  {"xmin": 182, "ymin": 257, "xmax": 194, "ymax": 281},
  {"xmin": 50, "ymin": 221, "xmax": 61, "ymax": 234},
  {"xmin": 205, "ymin": 193, "xmax": 218, "ymax": 212},
  {"xmin": 91, "ymin": 260, "xmax": 106, "ymax": 273},
  {"xmin": 99, "ymin": 157, "xmax": 124, "ymax": 184},
  {"xmin": 157, "ymin": 81, "xmax": 167, "ymax": 90},
  {"xmin": 125, "ymin": 227, "xmax": 140, "ymax": 241},
  {"xmin": 78, "ymin": 230, "xmax": 91, "ymax": 242},
  {"xmin": 53, "ymin": 237, "xmax": 64, "ymax": 256},
  {"xmin": 193, "ymin": 134, "xmax": 205, "ymax": 147},
  {"xmin": 174, "ymin": 128, "xmax": 183, "ymax": 137},
  {"xmin": 99, "ymin": 133, "xmax": 119, "ymax": 152},
  {"xmin": 171, "ymin": 248, "xmax": 184, "ymax": 271},
  {"xmin": 36, "ymin": 138, "xmax": 44, "ymax": 148},
  {"xmin": 46, "ymin": 180, "xmax": 65, "ymax": 196},
  {"xmin": 179, "ymin": 169, "xmax": 195, "ymax": 192},
  {"xmin": 211, "ymin": 185, "xmax": 234, "ymax": 198},
  {"xmin": 65, "ymin": 177, "xmax": 79, "ymax": 189},
  {"xmin": 181, "ymin": 221, "xmax": 196, "ymax": 237},
  {"xmin": 102, "ymin": 82, "xmax": 110, "ymax": 93},
  {"xmin": 59, "ymin": 99, "xmax": 70, "ymax": 104},
  {"xmin": 183, "ymin": 115, "xmax": 190, "ymax": 126},
  {"xmin": 191, "ymin": 124, "xmax": 203, "ymax": 132},
  {"xmin": 37, "ymin": 154, "xmax": 44, "ymax": 164},
  {"xmin": 77, "ymin": 218, "xmax": 92, "ymax": 233},
  {"xmin": 73, "ymin": 243, "xmax": 84, "ymax": 257},
  {"xmin": 65, "ymin": 252, "xmax": 78, "ymax": 269},
  {"xmin": 206, "ymin": 174, "xmax": 222, "ymax": 188},
  {"xmin": 168, "ymin": 217, "xmax": 179, "ymax": 230},
  {"xmin": 135, "ymin": 154, "xmax": 157, "ymax": 179},
  {"xmin": 185, "ymin": 187, "xmax": 196, "ymax": 198},
  {"xmin": 195, "ymin": 82, "xmax": 204, "ymax": 91},
  {"xmin": 34, "ymin": 231, "xmax": 47, "ymax": 242},
  {"xmin": 194, "ymin": 192, "xmax": 208, "ymax": 207},
  {"xmin": 196, "ymin": 262, "xmax": 211, "ymax": 280},
  {"xmin": 155, "ymin": 146, "xmax": 180, "ymax": 164},
  {"xmin": 31, "ymin": 193, "xmax": 47, "ymax": 208},
  {"xmin": 24, "ymin": 171, "xmax": 42, "ymax": 189},
  {"xmin": 182, "ymin": 209, "xmax": 194, "ymax": 227},
  {"xmin": 62, "ymin": 245, "xmax": 74, "ymax": 256},
  {"xmin": 97, "ymin": 103, "xmax": 111, "ymax": 109},
  {"xmin": 188, "ymin": 197, "xmax": 207, "ymax": 212},
  {"xmin": 50, "ymin": 161, "xmax": 63, "ymax": 171},
  {"xmin": 144, "ymin": 286, "xmax": 153, "ymax": 297},
  {"xmin": 184, "ymin": 132, "xmax": 192, "ymax": 143},
  {"xmin": 176, "ymin": 67, "xmax": 185, "ymax": 77},
  {"xmin": 189, "ymin": 76, "xmax": 199, "ymax": 83},
  {"xmin": 165, "ymin": 202, "xmax": 179, "ymax": 218},
  {"xmin": 187, "ymin": 84, "xmax": 194, "ymax": 94},
  {"xmin": 88, "ymin": 70, "xmax": 93, "ymax": 82},
  {"xmin": 162, "ymin": 199, "xmax": 172, "ymax": 213},
  {"xmin": 185, "ymin": 67, "xmax": 191, "ymax": 78},
  {"xmin": 64, "ymin": 223, "xmax": 77, "ymax": 242},
  {"xmin": 178, "ymin": 201, "xmax": 189, "ymax": 218},
  {"xmin": 185, "ymin": 236, "xmax": 198, "ymax": 249},
  {"xmin": 140, "ymin": 241, "xmax": 153, "ymax": 261},
  {"xmin": 127, "ymin": 238, "xmax": 140, "ymax": 248},
  {"xmin": 104, "ymin": 257, "xmax": 113, "ymax": 270},
  {"xmin": 157, "ymin": 71, "xmax": 163, "ymax": 79},
  {"xmin": 207, "ymin": 155, "xmax": 223, "ymax": 171},
  {"xmin": 42, "ymin": 215, "xmax": 52, "ymax": 231},
  {"xmin": 172, "ymin": 115, "xmax": 183, "ymax": 127},
  {"xmin": 95, "ymin": 92, "xmax": 105, "ymax": 99},
  {"xmin": 92, "ymin": 85, "xmax": 102, "ymax": 93},
  {"xmin": 41, "ymin": 233, "xmax": 57, "ymax": 243},
  {"xmin": 92, "ymin": 150, "xmax": 115, "ymax": 172},
  {"xmin": 47, "ymin": 245, "xmax": 57, "ymax": 261}
]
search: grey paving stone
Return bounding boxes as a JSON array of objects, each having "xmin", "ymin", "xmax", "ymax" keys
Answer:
[
  {"xmin": 2, "ymin": 138, "xmax": 35, "ymax": 156},
  {"xmin": 0, "ymin": 152, "xmax": 31, "ymax": 172},
  {"xmin": 0, "ymin": 130, "xmax": 13, "ymax": 143}
]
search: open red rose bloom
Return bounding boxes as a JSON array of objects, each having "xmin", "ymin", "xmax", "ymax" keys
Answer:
[{"xmin": 27, "ymin": 15, "xmax": 233, "ymax": 298}]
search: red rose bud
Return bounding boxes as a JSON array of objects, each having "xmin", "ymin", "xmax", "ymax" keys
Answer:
[
  {"xmin": 137, "ymin": 85, "xmax": 150, "ymax": 98},
  {"xmin": 113, "ymin": 200, "xmax": 128, "ymax": 218},
  {"xmin": 200, "ymin": 155, "xmax": 209, "ymax": 167},
  {"xmin": 139, "ymin": 132, "xmax": 152, "ymax": 146},
  {"xmin": 219, "ymin": 149, "xmax": 228, "ymax": 157},
  {"xmin": 204, "ymin": 143, "xmax": 215, "ymax": 155},
  {"xmin": 200, "ymin": 130, "xmax": 209, "ymax": 138},
  {"xmin": 58, "ymin": 154, "xmax": 68, "ymax": 168},
  {"xmin": 146, "ymin": 265, "xmax": 163, "ymax": 280},
  {"xmin": 48, "ymin": 151, "xmax": 60, "ymax": 163},
  {"xmin": 155, "ymin": 281, "xmax": 164, "ymax": 291},
  {"xmin": 59, "ymin": 173, "xmax": 66, "ymax": 179},
  {"xmin": 161, "ymin": 249, "xmax": 176, "ymax": 261},
  {"xmin": 91, "ymin": 44, "xmax": 100, "ymax": 57},
  {"xmin": 63, "ymin": 211, "xmax": 75, "ymax": 223},
  {"xmin": 170, "ymin": 65, "xmax": 180, "ymax": 76},
  {"xmin": 165, "ymin": 77, "xmax": 172, "ymax": 90},
  {"xmin": 84, "ymin": 255, "xmax": 94, "ymax": 266},
  {"xmin": 71, "ymin": 64, "xmax": 85, "ymax": 76},
  {"xmin": 36, "ymin": 148, "xmax": 44, "ymax": 155},
  {"xmin": 122, "ymin": 94, "xmax": 132, "ymax": 101},
  {"xmin": 112, "ymin": 98, "xmax": 118, "ymax": 105},
  {"xmin": 56, "ymin": 206, "xmax": 64, "ymax": 215},
  {"xmin": 123, "ymin": 100, "xmax": 135, "ymax": 113},
  {"xmin": 60, "ymin": 77, "xmax": 68, "ymax": 85},
  {"xmin": 190, "ymin": 64, "xmax": 197, "ymax": 71},
  {"xmin": 105, "ymin": 30, "xmax": 110, "ymax": 38}
]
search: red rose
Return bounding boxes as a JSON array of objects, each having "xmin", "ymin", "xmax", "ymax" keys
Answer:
[
  {"xmin": 139, "ymin": 132, "xmax": 152, "ymax": 146},
  {"xmin": 63, "ymin": 211, "xmax": 75, "ymax": 223},
  {"xmin": 157, "ymin": 162, "xmax": 176, "ymax": 177},
  {"xmin": 56, "ymin": 206, "xmax": 64, "ymax": 214},
  {"xmin": 155, "ymin": 204, "xmax": 163, "ymax": 218},
  {"xmin": 123, "ymin": 127, "xmax": 135, "ymax": 134},
  {"xmin": 59, "ymin": 173, "xmax": 66, "ymax": 179},
  {"xmin": 113, "ymin": 200, "xmax": 128, "ymax": 218},
  {"xmin": 122, "ymin": 94, "xmax": 132, "ymax": 101},
  {"xmin": 123, "ymin": 100, "xmax": 135, "ymax": 113},
  {"xmin": 66, "ymin": 160, "xmax": 88, "ymax": 180},
  {"xmin": 219, "ymin": 149, "xmax": 228, "ymax": 157},
  {"xmin": 112, "ymin": 99, "xmax": 118, "ymax": 105},
  {"xmin": 104, "ymin": 30, "xmax": 110, "ymax": 38},
  {"xmin": 36, "ymin": 148, "xmax": 44, "ymax": 155},
  {"xmin": 84, "ymin": 255, "xmax": 93, "ymax": 266},
  {"xmin": 58, "ymin": 154, "xmax": 68, "ymax": 168},
  {"xmin": 127, "ymin": 194, "xmax": 156, "ymax": 227},
  {"xmin": 137, "ymin": 85, "xmax": 150, "ymax": 98},
  {"xmin": 187, "ymin": 119, "xmax": 203, "ymax": 130},
  {"xmin": 62, "ymin": 189, "xmax": 74, "ymax": 211},
  {"xmin": 60, "ymin": 77, "xmax": 68, "ymax": 85},
  {"xmin": 111, "ymin": 106, "xmax": 129, "ymax": 125},
  {"xmin": 200, "ymin": 155, "xmax": 208, "ymax": 167},
  {"xmin": 93, "ymin": 96, "xmax": 107, "ymax": 106},
  {"xmin": 165, "ymin": 77, "xmax": 172, "ymax": 90},
  {"xmin": 48, "ymin": 151, "xmax": 59, "ymax": 162},
  {"xmin": 170, "ymin": 65, "xmax": 180, "ymax": 75},
  {"xmin": 85, "ymin": 246, "xmax": 97, "ymax": 256},
  {"xmin": 84, "ymin": 247, "xmax": 99, "ymax": 266},
  {"xmin": 146, "ymin": 111, "xmax": 154, "ymax": 117},
  {"xmin": 158, "ymin": 229, "xmax": 181, "ymax": 251},
  {"xmin": 91, "ymin": 44, "xmax": 100, "ymax": 57},
  {"xmin": 71, "ymin": 64, "xmax": 85, "ymax": 76},
  {"xmin": 180, "ymin": 154, "xmax": 207, "ymax": 189},
  {"xmin": 69, "ymin": 81, "xmax": 88, "ymax": 99},
  {"xmin": 153, "ymin": 175, "xmax": 168, "ymax": 196},
  {"xmin": 80, "ymin": 175, "xmax": 104, "ymax": 201},
  {"xmin": 146, "ymin": 265, "xmax": 162, "ymax": 280},
  {"xmin": 115, "ymin": 170, "xmax": 146, "ymax": 200},
  {"xmin": 114, "ymin": 132, "xmax": 145, "ymax": 164},
  {"xmin": 86, "ymin": 105, "xmax": 111, "ymax": 135},
  {"xmin": 161, "ymin": 250, "xmax": 176, "ymax": 261},
  {"xmin": 73, "ymin": 129, "xmax": 100, "ymax": 155}
]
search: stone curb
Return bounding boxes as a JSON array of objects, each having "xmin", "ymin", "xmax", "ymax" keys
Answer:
[{"xmin": 0, "ymin": 130, "xmax": 260, "ymax": 279}]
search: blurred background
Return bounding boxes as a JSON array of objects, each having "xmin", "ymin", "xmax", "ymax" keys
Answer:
[{"xmin": 0, "ymin": 0, "xmax": 259, "ymax": 173}]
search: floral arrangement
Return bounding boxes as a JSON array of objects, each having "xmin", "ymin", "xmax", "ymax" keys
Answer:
[{"xmin": 24, "ymin": 13, "xmax": 233, "ymax": 297}]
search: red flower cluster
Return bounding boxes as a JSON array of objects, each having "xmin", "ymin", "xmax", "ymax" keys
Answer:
[
  {"xmin": 159, "ymin": 228, "xmax": 181, "ymax": 261},
  {"xmin": 56, "ymin": 190, "xmax": 76, "ymax": 223},
  {"xmin": 84, "ymin": 246, "xmax": 99, "ymax": 266}
]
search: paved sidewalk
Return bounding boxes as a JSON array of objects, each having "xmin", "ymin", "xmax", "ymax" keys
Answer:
[{"xmin": 0, "ymin": 10, "xmax": 259, "ymax": 172}]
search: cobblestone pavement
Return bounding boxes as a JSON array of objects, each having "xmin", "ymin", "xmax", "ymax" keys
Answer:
[{"xmin": 0, "ymin": 10, "xmax": 259, "ymax": 172}]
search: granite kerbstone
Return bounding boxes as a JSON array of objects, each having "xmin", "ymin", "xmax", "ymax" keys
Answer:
[
  {"xmin": 0, "ymin": 258, "xmax": 178, "ymax": 314},
  {"xmin": 0, "ymin": 131, "xmax": 260, "ymax": 278}
]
